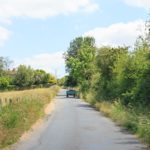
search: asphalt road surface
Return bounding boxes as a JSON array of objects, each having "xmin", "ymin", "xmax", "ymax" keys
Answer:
[{"xmin": 11, "ymin": 89, "xmax": 148, "ymax": 150}]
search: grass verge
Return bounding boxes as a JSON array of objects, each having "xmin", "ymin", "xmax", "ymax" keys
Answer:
[
  {"xmin": 0, "ymin": 86, "xmax": 59, "ymax": 149},
  {"xmin": 94, "ymin": 101, "xmax": 150, "ymax": 148}
]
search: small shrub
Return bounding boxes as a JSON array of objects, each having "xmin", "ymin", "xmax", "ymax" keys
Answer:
[
  {"xmin": 0, "ymin": 77, "xmax": 9, "ymax": 89},
  {"xmin": 138, "ymin": 117, "xmax": 150, "ymax": 146}
]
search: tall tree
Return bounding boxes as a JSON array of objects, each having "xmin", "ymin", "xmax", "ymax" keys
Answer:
[
  {"xmin": 65, "ymin": 36, "xmax": 96, "ymax": 94},
  {"xmin": 14, "ymin": 65, "xmax": 34, "ymax": 87}
]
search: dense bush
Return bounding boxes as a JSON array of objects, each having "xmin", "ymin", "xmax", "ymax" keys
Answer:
[
  {"xmin": 0, "ymin": 77, "xmax": 10, "ymax": 89},
  {"xmin": 84, "ymin": 41, "xmax": 150, "ymax": 106}
]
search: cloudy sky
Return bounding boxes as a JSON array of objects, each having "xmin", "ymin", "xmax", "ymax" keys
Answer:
[{"xmin": 0, "ymin": 0, "xmax": 149, "ymax": 77}]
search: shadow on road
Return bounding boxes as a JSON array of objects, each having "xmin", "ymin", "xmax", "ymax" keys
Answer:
[
  {"xmin": 56, "ymin": 95, "xmax": 77, "ymax": 100},
  {"xmin": 57, "ymin": 94, "xmax": 66, "ymax": 96},
  {"xmin": 115, "ymin": 130, "xmax": 149, "ymax": 150},
  {"xmin": 115, "ymin": 138, "xmax": 148, "ymax": 150},
  {"xmin": 77, "ymin": 103, "xmax": 94, "ymax": 111},
  {"xmin": 55, "ymin": 94, "xmax": 66, "ymax": 100}
]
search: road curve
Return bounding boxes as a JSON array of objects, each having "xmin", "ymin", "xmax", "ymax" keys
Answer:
[{"xmin": 11, "ymin": 89, "xmax": 148, "ymax": 150}]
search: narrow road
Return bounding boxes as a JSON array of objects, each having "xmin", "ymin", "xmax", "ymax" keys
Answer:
[{"xmin": 11, "ymin": 89, "xmax": 148, "ymax": 150}]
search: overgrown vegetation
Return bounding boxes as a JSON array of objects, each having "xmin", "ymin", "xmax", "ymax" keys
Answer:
[
  {"xmin": 95, "ymin": 101, "xmax": 150, "ymax": 147},
  {"xmin": 0, "ymin": 86, "xmax": 59, "ymax": 149},
  {"xmin": 65, "ymin": 22, "xmax": 150, "ymax": 147}
]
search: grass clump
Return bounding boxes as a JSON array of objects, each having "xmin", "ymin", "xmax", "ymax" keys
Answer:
[{"xmin": 0, "ymin": 86, "xmax": 59, "ymax": 149}]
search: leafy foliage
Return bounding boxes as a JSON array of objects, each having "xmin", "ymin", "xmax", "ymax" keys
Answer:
[
  {"xmin": 94, "ymin": 47, "xmax": 128, "ymax": 100},
  {"xmin": 0, "ymin": 62, "xmax": 57, "ymax": 90},
  {"xmin": 0, "ymin": 77, "xmax": 10, "ymax": 89},
  {"xmin": 14, "ymin": 65, "xmax": 34, "ymax": 87},
  {"xmin": 65, "ymin": 24, "xmax": 150, "ymax": 107},
  {"xmin": 65, "ymin": 36, "xmax": 96, "ymax": 95}
]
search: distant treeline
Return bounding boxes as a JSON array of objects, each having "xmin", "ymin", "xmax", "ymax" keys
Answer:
[
  {"xmin": 0, "ymin": 60, "xmax": 57, "ymax": 90},
  {"xmin": 63, "ymin": 23, "xmax": 150, "ymax": 107}
]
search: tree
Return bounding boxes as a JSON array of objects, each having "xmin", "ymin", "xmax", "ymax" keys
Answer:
[
  {"xmin": 14, "ymin": 65, "xmax": 34, "ymax": 87},
  {"xmin": 0, "ymin": 57, "xmax": 13, "ymax": 76},
  {"xmin": 34, "ymin": 69, "xmax": 57, "ymax": 85},
  {"xmin": 65, "ymin": 75, "xmax": 77, "ymax": 87},
  {"xmin": 48, "ymin": 74, "xmax": 57, "ymax": 85},
  {"xmin": 65, "ymin": 36, "xmax": 96, "ymax": 94},
  {"xmin": 93, "ymin": 46, "xmax": 128, "ymax": 100},
  {"xmin": 34, "ymin": 69, "xmax": 46, "ymax": 85}
]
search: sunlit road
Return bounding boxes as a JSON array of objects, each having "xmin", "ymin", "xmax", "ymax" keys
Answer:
[{"xmin": 11, "ymin": 89, "xmax": 148, "ymax": 150}]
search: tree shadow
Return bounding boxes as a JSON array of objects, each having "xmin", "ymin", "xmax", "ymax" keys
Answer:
[
  {"xmin": 114, "ymin": 132, "xmax": 149, "ymax": 150},
  {"xmin": 76, "ymin": 103, "xmax": 94, "ymax": 110}
]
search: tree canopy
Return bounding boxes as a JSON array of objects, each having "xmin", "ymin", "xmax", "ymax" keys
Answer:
[{"xmin": 64, "ymin": 36, "xmax": 96, "ymax": 95}]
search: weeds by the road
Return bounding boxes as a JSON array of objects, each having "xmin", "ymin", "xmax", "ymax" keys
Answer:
[
  {"xmin": 95, "ymin": 101, "xmax": 150, "ymax": 148},
  {"xmin": 0, "ymin": 86, "xmax": 59, "ymax": 149}
]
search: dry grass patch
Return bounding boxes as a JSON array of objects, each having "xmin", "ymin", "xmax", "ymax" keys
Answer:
[
  {"xmin": 95, "ymin": 101, "xmax": 113, "ymax": 117},
  {"xmin": 0, "ymin": 86, "xmax": 59, "ymax": 149}
]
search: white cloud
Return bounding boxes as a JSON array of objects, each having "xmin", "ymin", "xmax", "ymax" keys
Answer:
[
  {"xmin": 0, "ymin": 18, "xmax": 12, "ymax": 25},
  {"xmin": 14, "ymin": 51, "xmax": 66, "ymax": 78},
  {"xmin": 84, "ymin": 20, "xmax": 145, "ymax": 47},
  {"xmin": 0, "ymin": 26, "xmax": 11, "ymax": 46},
  {"xmin": 0, "ymin": 0, "xmax": 98, "ymax": 47},
  {"xmin": 124, "ymin": 0, "xmax": 150, "ymax": 10},
  {"xmin": 0, "ymin": 0, "xmax": 98, "ymax": 20}
]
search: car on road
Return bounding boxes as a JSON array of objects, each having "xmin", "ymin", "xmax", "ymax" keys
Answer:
[{"xmin": 66, "ymin": 89, "xmax": 78, "ymax": 98}]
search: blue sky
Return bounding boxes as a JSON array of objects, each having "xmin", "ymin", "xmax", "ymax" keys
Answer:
[{"xmin": 0, "ymin": 0, "xmax": 149, "ymax": 77}]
